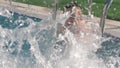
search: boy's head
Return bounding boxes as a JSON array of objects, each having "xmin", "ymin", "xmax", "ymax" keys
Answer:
[
  {"xmin": 63, "ymin": 2, "xmax": 80, "ymax": 13},
  {"xmin": 64, "ymin": 2, "xmax": 83, "ymax": 28},
  {"xmin": 60, "ymin": 2, "xmax": 100, "ymax": 37}
]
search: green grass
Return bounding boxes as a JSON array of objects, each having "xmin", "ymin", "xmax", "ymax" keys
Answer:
[{"xmin": 13, "ymin": 0, "xmax": 120, "ymax": 21}]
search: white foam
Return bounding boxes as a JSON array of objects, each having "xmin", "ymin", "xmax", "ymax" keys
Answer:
[{"xmin": 0, "ymin": 7, "xmax": 119, "ymax": 68}]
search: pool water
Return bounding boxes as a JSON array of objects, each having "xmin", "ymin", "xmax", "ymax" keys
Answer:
[
  {"xmin": 96, "ymin": 34, "xmax": 120, "ymax": 68},
  {"xmin": 0, "ymin": 12, "xmax": 41, "ymax": 29},
  {"xmin": 0, "ymin": 8, "xmax": 120, "ymax": 68}
]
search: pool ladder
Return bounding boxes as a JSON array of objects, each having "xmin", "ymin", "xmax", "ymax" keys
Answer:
[
  {"xmin": 100, "ymin": 0, "xmax": 113, "ymax": 36},
  {"xmin": 8, "ymin": 0, "xmax": 12, "ymax": 5},
  {"xmin": 52, "ymin": 0, "xmax": 58, "ymax": 20},
  {"xmin": 87, "ymin": 0, "xmax": 113, "ymax": 36}
]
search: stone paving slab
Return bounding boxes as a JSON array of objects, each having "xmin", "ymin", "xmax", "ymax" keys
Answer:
[{"xmin": 0, "ymin": 0, "xmax": 51, "ymax": 19}]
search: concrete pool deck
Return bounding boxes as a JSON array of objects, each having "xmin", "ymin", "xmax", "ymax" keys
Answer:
[
  {"xmin": 0, "ymin": 0, "xmax": 120, "ymax": 37},
  {"xmin": 0, "ymin": 0, "xmax": 51, "ymax": 19}
]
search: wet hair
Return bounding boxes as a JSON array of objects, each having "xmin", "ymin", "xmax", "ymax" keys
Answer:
[
  {"xmin": 64, "ymin": 1, "xmax": 83, "ymax": 30},
  {"xmin": 63, "ymin": 1, "xmax": 81, "ymax": 13},
  {"xmin": 65, "ymin": 1, "xmax": 78, "ymax": 8}
]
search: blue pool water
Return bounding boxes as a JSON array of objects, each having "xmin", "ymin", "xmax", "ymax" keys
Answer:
[
  {"xmin": 0, "ymin": 12, "xmax": 41, "ymax": 29},
  {"xmin": 96, "ymin": 34, "xmax": 120, "ymax": 68},
  {"xmin": 0, "ymin": 9, "xmax": 120, "ymax": 68}
]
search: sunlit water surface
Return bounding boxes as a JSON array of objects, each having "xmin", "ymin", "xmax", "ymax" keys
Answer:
[{"xmin": 0, "ymin": 8, "xmax": 120, "ymax": 68}]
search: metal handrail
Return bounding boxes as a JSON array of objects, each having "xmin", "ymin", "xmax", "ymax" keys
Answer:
[
  {"xmin": 100, "ymin": 0, "xmax": 113, "ymax": 36},
  {"xmin": 88, "ymin": 0, "xmax": 92, "ymax": 17},
  {"xmin": 52, "ymin": 0, "xmax": 58, "ymax": 20}
]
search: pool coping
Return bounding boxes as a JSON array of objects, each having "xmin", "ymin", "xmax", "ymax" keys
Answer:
[
  {"xmin": 0, "ymin": 0, "xmax": 120, "ymax": 37},
  {"xmin": 0, "ymin": 0, "xmax": 52, "ymax": 19}
]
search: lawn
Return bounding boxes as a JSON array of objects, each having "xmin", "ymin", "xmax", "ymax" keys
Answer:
[{"xmin": 13, "ymin": 0, "xmax": 120, "ymax": 21}]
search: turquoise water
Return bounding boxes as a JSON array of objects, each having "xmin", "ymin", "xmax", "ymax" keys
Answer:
[
  {"xmin": 0, "ymin": 12, "xmax": 44, "ymax": 68},
  {"xmin": 0, "ymin": 12, "xmax": 41, "ymax": 29},
  {"xmin": 0, "ymin": 10, "xmax": 120, "ymax": 68},
  {"xmin": 97, "ymin": 34, "xmax": 120, "ymax": 68}
]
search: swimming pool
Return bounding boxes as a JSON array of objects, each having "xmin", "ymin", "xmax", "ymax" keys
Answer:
[
  {"xmin": 0, "ymin": 12, "xmax": 41, "ymax": 29},
  {"xmin": 0, "ymin": 8, "xmax": 120, "ymax": 68}
]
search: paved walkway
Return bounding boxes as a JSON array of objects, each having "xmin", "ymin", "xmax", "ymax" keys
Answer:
[
  {"xmin": 0, "ymin": 0, "xmax": 51, "ymax": 19},
  {"xmin": 0, "ymin": 0, "xmax": 120, "ymax": 37}
]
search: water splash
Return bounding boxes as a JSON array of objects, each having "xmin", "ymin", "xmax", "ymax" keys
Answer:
[
  {"xmin": 0, "ymin": 5, "xmax": 120, "ymax": 68},
  {"xmin": 0, "ymin": 8, "xmax": 13, "ymax": 18}
]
